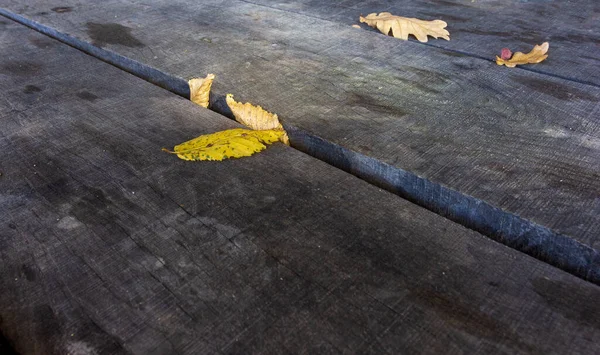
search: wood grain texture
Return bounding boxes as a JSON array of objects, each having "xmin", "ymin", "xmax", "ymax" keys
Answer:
[
  {"xmin": 239, "ymin": 0, "xmax": 600, "ymax": 87},
  {"xmin": 2, "ymin": 0, "xmax": 598, "ymax": 250},
  {"xmin": 2, "ymin": 23, "xmax": 600, "ymax": 354}
]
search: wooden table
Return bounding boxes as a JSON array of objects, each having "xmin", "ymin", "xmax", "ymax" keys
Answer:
[
  {"xmin": 1, "ymin": 1, "xmax": 600, "ymax": 354},
  {"xmin": 3, "ymin": 0, "xmax": 599, "ymax": 279}
]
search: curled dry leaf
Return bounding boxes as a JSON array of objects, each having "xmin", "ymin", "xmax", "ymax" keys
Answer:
[
  {"xmin": 188, "ymin": 74, "xmax": 215, "ymax": 108},
  {"xmin": 226, "ymin": 94, "xmax": 289, "ymax": 145},
  {"xmin": 359, "ymin": 12, "xmax": 449, "ymax": 43},
  {"xmin": 352, "ymin": 24, "xmax": 361, "ymax": 29},
  {"xmin": 162, "ymin": 128, "xmax": 284, "ymax": 161},
  {"xmin": 496, "ymin": 42, "xmax": 549, "ymax": 67}
]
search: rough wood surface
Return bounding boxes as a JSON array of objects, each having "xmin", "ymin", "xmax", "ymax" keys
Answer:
[
  {"xmin": 244, "ymin": 0, "xmax": 600, "ymax": 86},
  {"xmin": 2, "ymin": 0, "xmax": 599, "ymax": 250},
  {"xmin": 2, "ymin": 23, "xmax": 600, "ymax": 354}
]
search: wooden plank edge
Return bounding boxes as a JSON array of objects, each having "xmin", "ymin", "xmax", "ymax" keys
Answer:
[
  {"xmin": 2, "ymin": 8, "xmax": 599, "ymax": 285},
  {"xmin": 0, "ymin": 8, "xmax": 190, "ymax": 98},
  {"xmin": 288, "ymin": 126, "xmax": 600, "ymax": 285}
]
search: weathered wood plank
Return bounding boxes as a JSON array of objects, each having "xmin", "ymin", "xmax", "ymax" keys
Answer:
[
  {"xmin": 240, "ymin": 0, "xmax": 600, "ymax": 86},
  {"xmin": 2, "ymin": 23, "xmax": 600, "ymax": 354},
  {"xmin": 2, "ymin": 1, "xmax": 598, "ymax": 253}
]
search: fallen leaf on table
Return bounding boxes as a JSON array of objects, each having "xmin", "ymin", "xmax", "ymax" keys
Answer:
[
  {"xmin": 188, "ymin": 74, "xmax": 215, "ymax": 108},
  {"xmin": 359, "ymin": 12, "xmax": 450, "ymax": 42},
  {"xmin": 225, "ymin": 94, "xmax": 281, "ymax": 130},
  {"xmin": 496, "ymin": 42, "xmax": 549, "ymax": 67},
  {"xmin": 162, "ymin": 128, "xmax": 284, "ymax": 161},
  {"xmin": 226, "ymin": 94, "xmax": 289, "ymax": 145}
]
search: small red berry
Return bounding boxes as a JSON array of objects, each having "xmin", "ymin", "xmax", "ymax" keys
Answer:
[{"xmin": 500, "ymin": 48, "xmax": 513, "ymax": 60}]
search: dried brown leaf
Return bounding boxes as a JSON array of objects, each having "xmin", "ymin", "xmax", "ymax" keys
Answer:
[
  {"xmin": 496, "ymin": 42, "xmax": 549, "ymax": 68},
  {"xmin": 225, "ymin": 94, "xmax": 289, "ymax": 145},
  {"xmin": 188, "ymin": 74, "xmax": 215, "ymax": 108},
  {"xmin": 359, "ymin": 12, "xmax": 449, "ymax": 42}
]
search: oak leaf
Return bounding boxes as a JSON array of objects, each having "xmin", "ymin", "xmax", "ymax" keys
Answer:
[
  {"xmin": 359, "ymin": 12, "xmax": 449, "ymax": 42},
  {"xmin": 496, "ymin": 42, "xmax": 549, "ymax": 67},
  {"xmin": 226, "ymin": 94, "xmax": 289, "ymax": 145},
  {"xmin": 188, "ymin": 74, "xmax": 215, "ymax": 108},
  {"xmin": 162, "ymin": 128, "xmax": 284, "ymax": 161}
]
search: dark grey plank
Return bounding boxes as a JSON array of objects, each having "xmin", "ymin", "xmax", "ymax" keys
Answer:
[
  {"xmin": 2, "ymin": 1, "xmax": 598, "ymax": 254},
  {"xmin": 238, "ymin": 0, "xmax": 600, "ymax": 87},
  {"xmin": 2, "ymin": 20, "xmax": 600, "ymax": 355}
]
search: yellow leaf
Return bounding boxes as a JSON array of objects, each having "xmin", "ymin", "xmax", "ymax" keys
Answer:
[
  {"xmin": 225, "ymin": 94, "xmax": 289, "ymax": 145},
  {"xmin": 359, "ymin": 12, "xmax": 450, "ymax": 43},
  {"xmin": 496, "ymin": 42, "xmax": 549, "ymax": 68},
  {"xmin": 188, "ymin": 74, "xmax": 215, "ymax": 108},
  {"xmin": 162, "ymin": 128, "xmax": 284, "ymax": 161}
]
